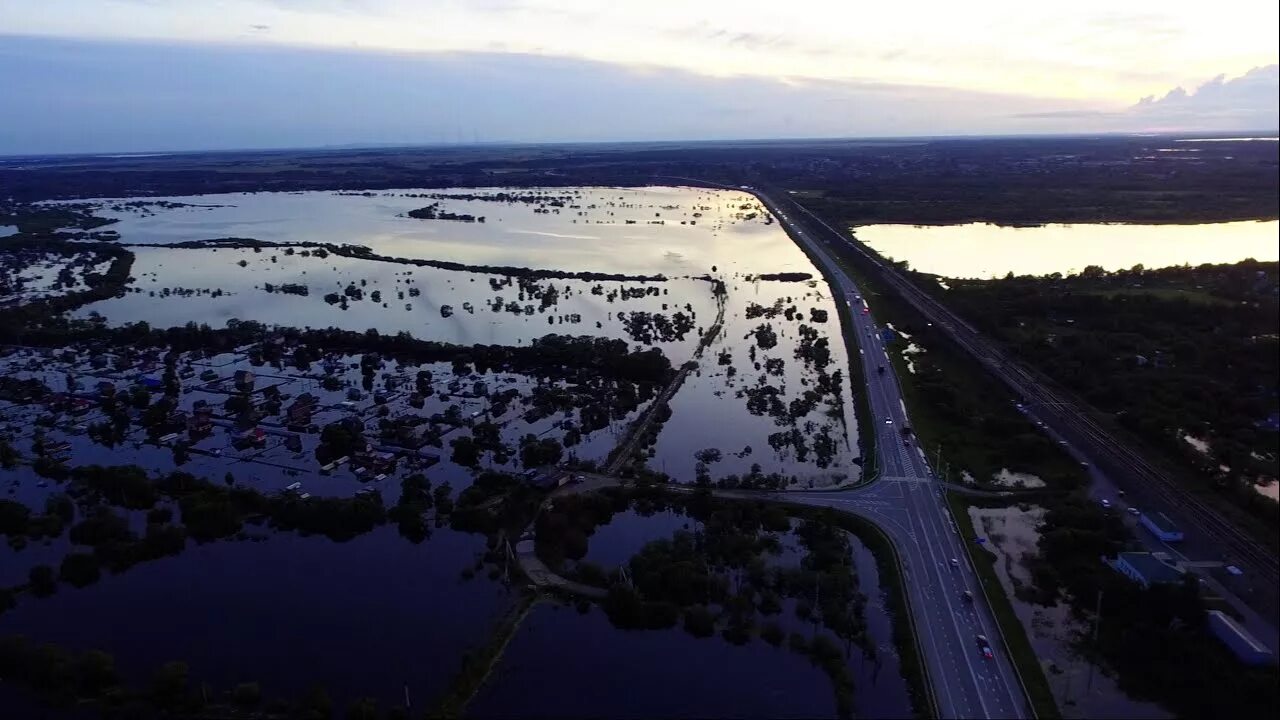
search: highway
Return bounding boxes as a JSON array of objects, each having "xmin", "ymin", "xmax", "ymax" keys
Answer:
[
  {"xmin": 764, "ymin": 185, "xmax": 1280, "ymax": 625},
  {"xmin": 754, "ymin": 190, "xmax": 1031, "ymax": 719}
]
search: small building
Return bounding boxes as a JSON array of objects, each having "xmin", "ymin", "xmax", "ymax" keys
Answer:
[
  {"xmin": 353, "ymin": 450, "xmax": 397, "ymax": 474},
  {"xmin": 45, "ymin": 441, "xmax": 72, "ymax": 460},
  {"xmin": 521, "ymin": 467, "xmax": 563, "ymax": 490},
  {"xmin": 96, "ymin": 381, "xmax": 116, "ymax": 397},
  {"xmin": 284, "ymin": 434, "xmax": 303, "ymax": 452},
  {"xmin": 1109, "ymin": 551, "xmax": 1185, "ymax": 588},
  {"xmin": 286, "ymin": 394, "xmax": 317, "ymax": 427},
  {"xmin": 67, "ymin": 397, "xmax": 96, "ymax": 416},
  {"xmin": 1207, "ymin": 610, "xmax": 1274, "ymax": 666},
  {"xmin": 188, "ymin": 408, "xmax": 213, "ymax": 435},
  {"xmin": 1140, "ymin": 511, "xmax": 1184, "ymax": 542},
  {"xmin": 139, "ymin": 375, "xmax": 163, "ymax": 390},
  {"xmin": 346, "ymin": 387, "xmax": 363, "ymax": 401},
  {"xmin": 233, "ymin": 427, "xmax": 267, "ymax": 449}
]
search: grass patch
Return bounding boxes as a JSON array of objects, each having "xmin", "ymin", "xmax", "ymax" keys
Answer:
[
  {"xmin": 824, "ymin": 241, "xmax": 1084, "ymax": 492},
  {"xmin": 1077, "ymin": 287, "xmax": 1238, "ymax": 306}
]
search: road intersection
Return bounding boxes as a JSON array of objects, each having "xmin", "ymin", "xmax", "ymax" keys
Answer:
[{"xmin": 756, "ymin": 189, "xmax": 1031, "ymax": 719}]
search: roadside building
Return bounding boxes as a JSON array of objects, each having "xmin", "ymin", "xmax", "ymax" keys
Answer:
[
  {"xmin": 521, "ymin": 467, "xmax": 565, "ymax": 490},
  {"xmin": 1207, "ymin": 610, "xmax": 1275, "ymax": 666},
  {"xmin": 233, "ymin": 369, "xmax": 255, "ymax": 389},
  {"xmin": 1140, "ymin": 511, "xmax": 1184, "ymax": 542},
  {"xmin": 1108, "ymin": 551, "xmax": 1186, "ymax": 588}
]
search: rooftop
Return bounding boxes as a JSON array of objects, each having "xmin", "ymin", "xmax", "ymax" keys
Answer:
[
  {"xmin": 1144, "ymin": 511, "xmax": 1181, "ymax": 533},
  {"xmin": 1208, "ymin": 611, "xmax": 1271, "ymax": 654},
  {"xmin": 1117, "ymin": 551, "xmax": 1185, "ymax": 585}
]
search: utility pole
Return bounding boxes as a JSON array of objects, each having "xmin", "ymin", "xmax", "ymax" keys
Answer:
[{"xmin": 1084, "ymin": 589, "xmax": 1104, "ymax": 696}]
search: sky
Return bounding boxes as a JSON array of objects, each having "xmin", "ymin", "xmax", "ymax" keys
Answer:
[{"xmin": 0, "ymin": 0, "xmax": 1277, "ymax": 154}]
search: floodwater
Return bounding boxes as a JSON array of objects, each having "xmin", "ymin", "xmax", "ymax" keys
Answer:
[
  {"xmin": 474, "ymin": 507, "xmax": 911, "ymax": 719},
  {"xmin": 471, "ymin": 602, "xmax": 836, "ymax": 719},
  {"xmin": 73, "ymin": 246, "xmax": 714, "ymax": 358},
  {"xmin": 855, "ymin": 221, "xmax": 1279, "ymax": 279},
  {"xmin": 78, "ymin": 187, "xmax": 805, "ymax": 277},
  {"xmin": 0, "ymin": 186, "xmax": 875, "ymax": 715},
  {"xmin": 70, "ymin": 186, "xmax": 860, "ymax": 486},
  {"xmin": 0, "ymin": 525, "xmax": 508, "ymax": 712}
]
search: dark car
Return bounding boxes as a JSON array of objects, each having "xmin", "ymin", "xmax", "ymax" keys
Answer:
[{"xmin": 975, "ymin": 634, "xmax": 994, "ymax": 659}]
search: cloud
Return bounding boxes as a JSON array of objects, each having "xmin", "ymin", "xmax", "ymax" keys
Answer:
[
  {"xmin": 0, "ymin": 36, "xmax": 1272, "ymax": 155},
  {"xmin": 1131, "ymin": 65, "xmax": 1279, "ymax": 129}
]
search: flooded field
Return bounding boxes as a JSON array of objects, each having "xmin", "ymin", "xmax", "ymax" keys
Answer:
[
  {"xmin": 856, "ymin": 220, "xmax": 1279, "ymax": 279},
  {"xmin": 477, "ymin": 499, "xmax": 911, "ymax": 719},
  {"xmin": 1, "ymin": 249, "xmax": 114, "ymax": 305},
  {"xmin": 65, "ymin": 186, "xmax": 860, "ymax": 487},
  {"xmin": 1, "ymin": 186, "xmax": 871, "ymax": 715},
  {"xmin": 73, "ymin": 245, "xmax": 715, "ymax": 355},
  {"xmin": 80, "ymin": 187, "xmax": 802, "ymax": 276}
]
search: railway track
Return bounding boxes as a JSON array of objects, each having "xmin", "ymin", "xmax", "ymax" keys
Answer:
[{"xmin": 780, "ymin": 192, "xmax": 1280, "ymax": 587}]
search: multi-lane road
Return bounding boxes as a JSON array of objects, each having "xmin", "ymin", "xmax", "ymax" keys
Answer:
[
  {"xmin": 766, "ymin": 186, "xmax": 1280, "ymax": 610},
  {"xmin": 752, "ymin": 189, "xmax": 1031, "ymax": 719}
]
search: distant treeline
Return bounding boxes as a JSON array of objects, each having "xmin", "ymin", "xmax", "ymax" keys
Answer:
[
  {"xmin": 11, "ymin": 318, "xmax": 675, "ymax": 385},
  {"xmin": 161, "ymin": 237, "xmax": 668, "ymax": 282},
  {"xmin": 748, "ymin": 272, "xmax": 813, "ymax": 282}
]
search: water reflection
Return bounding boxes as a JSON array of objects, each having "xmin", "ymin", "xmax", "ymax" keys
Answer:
[{"xmin": 856, "ymin": 221, "xmax": 1279, "ymax": 279}]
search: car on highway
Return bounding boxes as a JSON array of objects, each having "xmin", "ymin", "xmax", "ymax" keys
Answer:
[
  {"xmin": 877, "ymin": 365, "xmax": 885, "ymax": 375},
  {"xmin": 962, "ymin": 590, "xmax": 974, "ymax": 603},
  {"xmin": 1100, "ymin": 499, "xmax": 1111, "ymax": 509},
  {"xmin": 1128, "ymin": 507, "xmax": 1141, "ymax": 516},
  {"xmin": 975, "ymin": 634, "xmax": 994, "ymax": 659},
  {"xmin": 884, "ymin": 418, "xmax": 893, "ymax": 425},
  {"xmin": 950, "ymin": 558, "xmax": 959, "ymax": 567},
  {"xmin": 573, "ymin": 475, "xmax": 586, "ymax": 484}
]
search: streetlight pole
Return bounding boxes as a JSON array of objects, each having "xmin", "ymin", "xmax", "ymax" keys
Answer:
[{"xmin": 1084, "ymin": 589, "xmax": 1104, "ymax": 696}]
